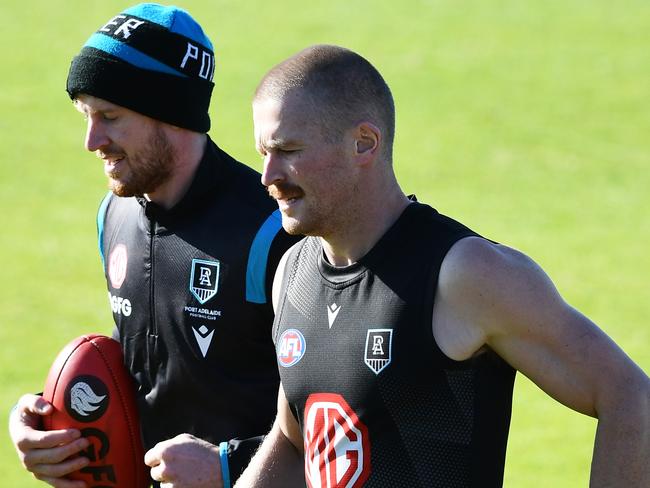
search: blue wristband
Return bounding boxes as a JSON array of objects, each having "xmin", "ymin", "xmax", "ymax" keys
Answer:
[{"xmin": 219, "ymin": 441, "xmax": 231, "ymax": 488}]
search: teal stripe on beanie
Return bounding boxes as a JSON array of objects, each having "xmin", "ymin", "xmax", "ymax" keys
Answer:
[{"xmin": 85, "ymin": 33, "xmax": 186, "ymax": 77}]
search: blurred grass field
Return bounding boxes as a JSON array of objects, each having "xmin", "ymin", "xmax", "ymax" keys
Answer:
[{"xmin": 1, "ymin": 0, "xmax": 648, "ymax": 486}]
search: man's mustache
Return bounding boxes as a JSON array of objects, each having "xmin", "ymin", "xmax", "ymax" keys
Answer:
[{"xmin": 267, "ymin": 183, "xmax": 304, "ymax": 201}]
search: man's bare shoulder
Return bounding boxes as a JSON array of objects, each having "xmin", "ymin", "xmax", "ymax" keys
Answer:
[
  {"xmin": 434, "ymin": 236, "xmax": 562, "ymax": 359},
  {"xmin": 440, "ymin": 236, "xmax": 542, "ymax": 292}
]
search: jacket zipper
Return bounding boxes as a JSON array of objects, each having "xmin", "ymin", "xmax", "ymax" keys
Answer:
[{"xmin": 149, "ymin": 217, "xmax": 157, "ymax": 337}]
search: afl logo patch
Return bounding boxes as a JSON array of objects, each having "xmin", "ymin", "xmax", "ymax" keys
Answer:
[
  {"xmin": 64, "ymin": 375, "xmax": 109, "ymax": 423},
  {"xmin": 108, "ymin": 244, "xmax": 127, "ymax": 289},
  {"xmin": 277, "ymin": 329, "xmax": 306, "ymax": 367}
]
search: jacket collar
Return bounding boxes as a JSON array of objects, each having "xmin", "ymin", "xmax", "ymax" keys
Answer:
[{"xmin": 138, "ymin": 136, "xmax": 227, "ymax": 224}]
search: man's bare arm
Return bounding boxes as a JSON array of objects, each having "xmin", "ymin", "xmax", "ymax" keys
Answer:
[
  {"xmin": 434, "ymin": 237, "xmax": 650, "ymax": 487},
  {"xmin": 234, "ymin": 245, "xmax": 305, "ymax": 486},
  {"xmin": 234, "ymin": 385, "xmax": 304, "ymax": 487}
]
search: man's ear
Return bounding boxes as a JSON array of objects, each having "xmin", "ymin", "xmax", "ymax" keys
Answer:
[{"xmin": 354, "ymin": 122, "xmax": 381, "ymax": 164}]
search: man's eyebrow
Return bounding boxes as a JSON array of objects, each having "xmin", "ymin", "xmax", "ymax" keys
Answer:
[{"xmin": 259, "ymin": 138, "xmax": 299, "ymax": 151}]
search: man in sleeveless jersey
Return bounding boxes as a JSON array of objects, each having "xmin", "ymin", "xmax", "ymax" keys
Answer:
[
  {"xmin": 9, "ymin": 5, "xmax": 298, "ymax": 487},
  {"xmin": 235, "ymin": 45, "xmax": 650, "ymax": 487}
]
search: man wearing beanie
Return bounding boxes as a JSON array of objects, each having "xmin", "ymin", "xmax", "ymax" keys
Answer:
[{"xmin": 9, "ymin": 4, "xmax": 296, "ymax": 487}]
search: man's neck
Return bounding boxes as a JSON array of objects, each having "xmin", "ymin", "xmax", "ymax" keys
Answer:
[
  {"xmin": 321, "ymin": 188, "xmax": 410, "ymax": 267},
  {"xmin": 145, "ymin": 133, "xmax": 207, "ymax": 209}
]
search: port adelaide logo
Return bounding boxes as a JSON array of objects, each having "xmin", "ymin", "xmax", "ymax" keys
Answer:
[
  {"xmin": 189, "ymin": 259, "xmax": 220, "ymax": 304},
  {"xmin": 65, "ymin": 375, "xmax": 109, "ymax": 423},
  {"xmin": 364, "ymin": 329, "xmax": 393, "ymax": 374}
]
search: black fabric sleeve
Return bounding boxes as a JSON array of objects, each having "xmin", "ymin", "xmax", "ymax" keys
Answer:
[{"xmin": 226, "ymin": 435, "xmax": 265, "ymax": 481}]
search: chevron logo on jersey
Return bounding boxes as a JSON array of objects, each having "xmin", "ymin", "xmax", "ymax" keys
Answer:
[
  {"xmin": 192, "ymin": 325, "xmax": 214, "ymax": 358},
  {"xmin": 304, "ymin": 393, "xmax": 371, "ymax": 488},
  {"xmin": 277, "ymin": 329, "xmax": 306, "ymax": 367},
  {"xmin": 189, "ymin": 259, "xmax": 220, "ymax": 304}
]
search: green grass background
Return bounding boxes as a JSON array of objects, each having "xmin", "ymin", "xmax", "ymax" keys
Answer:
[{"xmin": 1, "ymin": 0, "xmax": 648, "ymax": 486}]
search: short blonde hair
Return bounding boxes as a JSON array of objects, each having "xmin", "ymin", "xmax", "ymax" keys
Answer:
[{"xmin": 255, "ymin": 45, "xmax": 395, "ymax": 161}]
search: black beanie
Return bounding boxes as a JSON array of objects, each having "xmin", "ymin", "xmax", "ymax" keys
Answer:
[{"xmin": 66, "ymin": 3, "xmax": 214, "ymax": 133}]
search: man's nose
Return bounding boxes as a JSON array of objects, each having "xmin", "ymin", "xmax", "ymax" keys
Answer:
[
  {"xmin": 84, "ymin": 117, "xmax": 110, "ymax": 152},
  {"xmin": 261, "ymin": 152, "xmax": 286, "ymax": 188}
]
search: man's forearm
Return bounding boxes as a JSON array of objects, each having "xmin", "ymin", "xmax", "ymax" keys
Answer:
[
  {"xmin": 234, "ymin": 420, "xmax": 304, "ymax": 487},
  {"xmin": 590, "ymin": 379, "xmax": 650, "ymax": 487}
]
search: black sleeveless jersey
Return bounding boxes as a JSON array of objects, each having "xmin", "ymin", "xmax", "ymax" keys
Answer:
[
  {"xmin": 98, "ymin": 138, "xmax": 298, "ymax": 476},
  {"xmin": 273, "ymin": 202, "xmax": 516, "ymax": 488}
]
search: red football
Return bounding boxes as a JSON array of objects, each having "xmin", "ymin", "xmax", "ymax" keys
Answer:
[{"xmin": 43, "ymin": 334, "xmax": 149, "ymax": 487}]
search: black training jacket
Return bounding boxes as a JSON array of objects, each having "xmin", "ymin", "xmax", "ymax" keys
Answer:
[{"xmin": 97, "ymin": 137, "xmax": 297, "ymax": 479}]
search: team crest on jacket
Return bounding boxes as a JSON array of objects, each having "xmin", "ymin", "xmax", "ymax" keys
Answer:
[
  {"xmin": 277, "ymin": 329, "xmax": 306, "ymax": 367},
  {"xmin": 304, "ymin": 393, "xmax": 371, "ymax": 488},
  {"xmin": 364, "ymin": 329, "xmax": 393, "ymax": 374},
  {"xmin": 108, "ymin": 244, "xmax": 128, "ymax": 289},
  {"xmin": 189, "ymin": 259, "xmax": 220, "ymax": 304}
]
